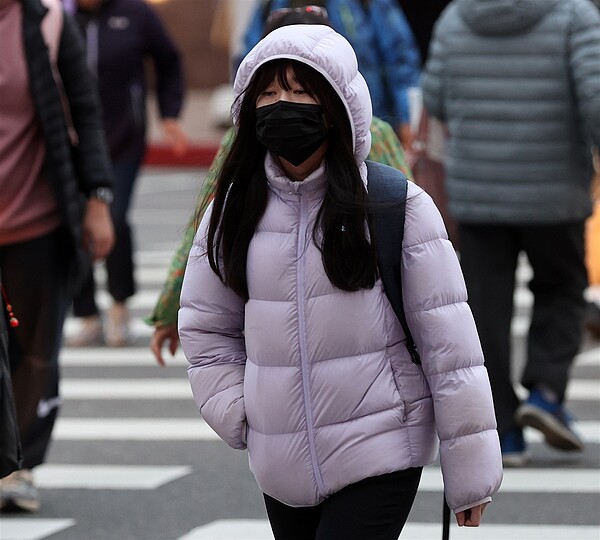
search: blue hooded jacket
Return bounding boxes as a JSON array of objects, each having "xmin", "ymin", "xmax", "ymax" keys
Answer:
[{"xmin": 241, "ymin": 0, "xmax": 421, "ymax": 128}]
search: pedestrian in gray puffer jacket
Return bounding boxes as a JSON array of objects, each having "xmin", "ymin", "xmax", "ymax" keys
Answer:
[
  {"xmin": 179, "ymin": 24, "xmax": 502, "ymax": 539},
  {"xmin": 422, "ymin": 0, "xmax": 600, "ymax": 467}
]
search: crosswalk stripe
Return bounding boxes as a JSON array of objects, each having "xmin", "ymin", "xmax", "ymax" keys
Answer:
[
  {"xmin": 53, "ymin": 418, "xmax": 219, "ymax": 440},
  {"xmin": 178, "ymin": 520, "xmax": 600, "ymax": 540},
  {"xmin": 576, "ymin": 347, "xmax": 600, "ymax": 366},
  {"xmin": 79, "ymin": 290, "xmax": 159, "ymax": 310},
  {"xmin": 419, "ymin": 467, "xmax": 600, "ymax": 493},
  {"xmin": 96, "ymin": 265, "xmax": 170, "ymax": 285},
  {"xmin": 51, "ymin": 417, "xmax": 600, "ymax": 445},
  {"xmin": 63, "ymin": 318, "xmax": 153, "ymax": 338},
  {"xmin": 60, "ymin": 379, "xmax": 192, "ymax": 399},
  {"xmin": 59, "ymin": 378, "xmax": 599, "ymax": 401},
  {"xmin": 0, "ymin": 518, "xmax": 75, "ymax": 540},
  {"xmin": 60, "ymin": 347, "xmax": 188, "ymax": 366},
  {"xmin": 33, "ymin": 464, "xmax": 191, "ymax": 490}
]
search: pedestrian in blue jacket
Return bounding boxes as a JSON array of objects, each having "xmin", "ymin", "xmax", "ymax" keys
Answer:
[
  {"xmin": 241, "ymin": 0, "xmax": 421, "ymax": 148},
  {"xmin": 69, "ymin": 0, "xmax": 188, "ymax": 347}
]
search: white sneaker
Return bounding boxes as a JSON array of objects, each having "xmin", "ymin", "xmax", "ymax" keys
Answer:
[
  {"xmin": 105, "ymin": 303, "xmax": 130, "ymax": 347},
  {"xmin": 66, "ymin": 315, "xmax": 103, "ymax": 347},
  {"xmin": 0, "ymin": 469, "xmax": 40, "ymax": 512}
]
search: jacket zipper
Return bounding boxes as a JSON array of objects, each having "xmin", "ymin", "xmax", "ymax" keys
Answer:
[{"xmin": 296, "ymin": 192, "xmax": 326, "ymax": 497}]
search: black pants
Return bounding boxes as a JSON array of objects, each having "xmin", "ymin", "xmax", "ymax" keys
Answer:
[
  {"xmin": 459, "ymin": 222, "xmax": 588, "ymax": 436},
  {"xmin": 73, "ymin": 159, "xmax": 140, "ymax": 316},
  {"xmin": 0, "ymin": 228, "xmax": 70, "ymax": 469},
  {"xmin": 264, "ymin": 468, "xmax": 422, "ymax": 540}
]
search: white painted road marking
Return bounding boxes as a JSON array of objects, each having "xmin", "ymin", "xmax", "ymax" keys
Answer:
[
  {"xmin": 33, "ymin": 464, "xmax": 191, "ymax": 490},
  {"xmin": 53, "ymin": 418, "xmax": 218, "ymax": 441},
  {"xmin": 0, "ymin": 518, "xmax": 75, "ymax": 540}
]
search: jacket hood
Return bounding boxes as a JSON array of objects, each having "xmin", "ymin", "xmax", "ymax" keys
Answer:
[
  {"xmin": 457, "ymin": 0, "xmax": 559, "ymax": 35},
  {"xmin": 233, "ymin": 24, "xmax": 372, "ymax": 164}
]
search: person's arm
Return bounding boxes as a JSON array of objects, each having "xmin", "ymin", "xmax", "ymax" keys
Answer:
[
  {"xmin": 401, "ymin": 182, "xmax": 503, "ymax": 516},
  {"xmin": 178, "ymin": 204, "xmax": 247, "ymax": 450},
  {"xmin": 141, "ymin": 2, "xmax": 187, "ymax": 154},
  {"xmin": 568, "ymin": 0, "xmax": 600, "ymax": 148},
  {"xmin": 369, "ymin": 0, "xmax": 421, "ymax": 145},
  {"xmin": 56, "ymin": 15, "xmax": 115, "ymax": 260}
]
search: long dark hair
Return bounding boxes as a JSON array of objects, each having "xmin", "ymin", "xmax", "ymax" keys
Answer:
[{"xmin": 205, "ymin": 59, "xmax": 377, "ymax": 301}]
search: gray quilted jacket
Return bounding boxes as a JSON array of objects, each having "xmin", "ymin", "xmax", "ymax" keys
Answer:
[
  {"xmin": 179, "ymin": 25, "xmax": 502, "ymax": 512},
  {"xmin": 421, "ymin": 0, "xmax": 600, "ymax": 224}
]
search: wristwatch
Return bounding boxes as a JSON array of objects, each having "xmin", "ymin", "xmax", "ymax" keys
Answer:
[{"xmin": 89, "ymin": 187, "xmax": 114, "ymax": 205}]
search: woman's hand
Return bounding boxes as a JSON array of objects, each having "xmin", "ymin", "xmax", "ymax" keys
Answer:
[
  {"xmin": 151, "ymin": 324, "xmax": 180, "ymax": 367},
  {"xmin": 455, "ymin": 502, "xmax": 488, "ymax": 527}
]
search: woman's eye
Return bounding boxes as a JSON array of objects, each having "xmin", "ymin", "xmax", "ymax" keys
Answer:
[
  {"xmin": 293, "ymin": 89, "xmax": 306, "ymax": 95},
  {"xmin": 261, "ymin": 90, "xmax": 275, "ymax": 97}
]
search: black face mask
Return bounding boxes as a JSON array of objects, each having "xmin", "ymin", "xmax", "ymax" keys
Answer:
[{"xmin": 255, "ymin": 101, "xmax": 328, "ymax": 167}]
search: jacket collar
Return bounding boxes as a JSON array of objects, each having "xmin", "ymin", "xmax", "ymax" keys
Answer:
[{"xmin": 264, "ymin": 152, "xmax": 327, "ymax": 200}]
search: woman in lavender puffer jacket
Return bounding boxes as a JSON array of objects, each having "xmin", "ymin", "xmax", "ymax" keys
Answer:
[{"xmin": 179, "ymin": 24, "xmax": 502, "ymax": 539}]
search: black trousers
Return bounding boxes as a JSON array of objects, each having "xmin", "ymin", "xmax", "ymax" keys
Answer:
[
  {"xmin": 73, "ymin": 159, "xmax": 140, "ymax": 317},
  {"xmin": 459, "ymin": 222, "xmax": 588, "ymax": 436},
  {"xmin": 264, "ymin": 468, "xmax": 422, "ymax": 540},
  {"xmin": 0, "ymin": 228, "xmax": 70, "ymax": 469}
]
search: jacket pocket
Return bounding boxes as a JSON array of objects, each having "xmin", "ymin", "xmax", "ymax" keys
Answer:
[{"xmin": 386, "ymin": 351, "xmax": 408, "ymax": 424}]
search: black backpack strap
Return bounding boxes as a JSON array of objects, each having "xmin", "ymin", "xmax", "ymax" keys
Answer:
[
  {"xmin": 366, "ymin": 161, "xmax": 420, "ymax": 365},
  {"xmin": 442, "ymin": 498, "xmax": 451, "ymax": 540}
]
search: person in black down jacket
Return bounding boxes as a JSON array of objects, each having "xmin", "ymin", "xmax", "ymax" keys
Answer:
[
  {"xmin": 69, "ymin": 0, "xmax": 187, "ymax": 347},
  {"xmin": 0, "ymin": 0, "xmax": 114, "ymax": 512},
  {"xmin": 422, "ymin": 0, "xmax": 600, "ymax": 467}
]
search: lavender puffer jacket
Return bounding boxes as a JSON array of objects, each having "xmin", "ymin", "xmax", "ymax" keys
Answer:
[{"xmin": 179, "ymin": 25, "xmax": 502, "ymax": 512}]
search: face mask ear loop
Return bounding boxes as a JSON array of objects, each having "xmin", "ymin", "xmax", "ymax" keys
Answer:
[{"xmin": 1, "ymin": 285, "xmax": 20, "ymax": 328}]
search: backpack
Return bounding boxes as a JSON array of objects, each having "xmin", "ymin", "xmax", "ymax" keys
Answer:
[{"xmin": 366, "ymin": 160, "xmax": 451, "ymax": 540}]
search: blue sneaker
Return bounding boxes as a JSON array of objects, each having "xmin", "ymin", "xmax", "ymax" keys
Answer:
[
  {"xmin": 500, "ymin": 428, "xmax": 529, "ymax": 467},
  {"xmin": 516, "ymin": 388, "xmax": 584, "ymax": 451}
]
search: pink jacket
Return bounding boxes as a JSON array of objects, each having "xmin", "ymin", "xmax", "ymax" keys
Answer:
[{"xmin": 179, "ymin": 25, "xmax": 502, "ymax": 512}]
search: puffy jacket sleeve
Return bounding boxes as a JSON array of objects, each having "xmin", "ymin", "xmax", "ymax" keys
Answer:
[
  {"xmin": 568, "ymin": 0, "xmax": 600, "ymax": 148},
  {"xmin": 178, "ymin": 204, "xmax": 247, "ymax": 450},
  {"xmin": 401, "ymin": 183, "xmax": 503, "ymax": 512}
]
